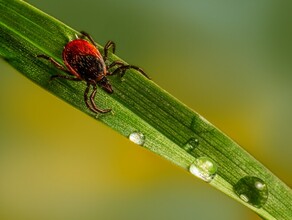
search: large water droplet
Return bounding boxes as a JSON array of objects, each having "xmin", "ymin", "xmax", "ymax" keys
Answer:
[
  {"xmin": 129, "ymin": 131, "xmax": 145, "ymax": 146},
  {"xmin": 233, "ymin": 176, "xmax": 268, "ymax": 208},
  {"xmin": 189, "ymin": 157, "xmax": 217, "ymax": 183},
  {"xmin": 183, "ymin": 138, "xmax": 199, "ymax": 152}
]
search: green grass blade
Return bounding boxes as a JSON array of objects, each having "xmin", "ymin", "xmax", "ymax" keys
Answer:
[{"xmin": 0, "ymin": 0, "xmax": 291, "ymax": 219}]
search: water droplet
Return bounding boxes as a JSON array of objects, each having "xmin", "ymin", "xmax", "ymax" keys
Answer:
[
  {"xmin": 129, "ymin": 131, "xmax": 145, "ymax": 146},
  {"xmin": 189, "ymin": 157, "xmax": 217, "ymax": 183},
  {"xmin": 183, "ymin": 138, "xmax": 199, "ymax": 152},
  {"xmin": 233, "ymin": 176, "xmax": 268, "ymax": 208}
]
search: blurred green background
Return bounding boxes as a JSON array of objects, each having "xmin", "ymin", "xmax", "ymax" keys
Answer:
[{"xmin": 0, "ymin": 0, "xmax": 291, "ymax": 219}]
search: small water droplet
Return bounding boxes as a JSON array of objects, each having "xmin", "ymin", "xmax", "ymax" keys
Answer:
[
  {"xmin": 129, "ymin": 131, "xmax": 145, "ymax": 146},
  {"xmin": 233, "ymin": 176, "xmax": 268, "ymax": 208},
  {"xmin": 189, "ymin": 157, "xmax": 217, "ymax": 183},
  {"xmin": 183, "ymin": 138, "xmax": 199, "ymax": 152}
]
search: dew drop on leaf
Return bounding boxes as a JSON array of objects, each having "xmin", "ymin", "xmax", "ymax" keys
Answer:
[
  {"xmin": 189, "ymin": 157, "xmax": 217, "ymax": 183},
  {"xmin": 233, "ymin": 176, "xmax": 268, "ymax": 208},
  {"xmin": 129, "ymin": 131, "xmax": 145, "ymax": 146},
  {"xmin": 183, "ymin": 138, "xmax": 199, "ymax": 152}
]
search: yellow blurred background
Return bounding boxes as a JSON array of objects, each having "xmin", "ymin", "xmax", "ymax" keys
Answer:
[{"xmin": 0, "ymin": 1, "xmax": 291, "ymax": 219}]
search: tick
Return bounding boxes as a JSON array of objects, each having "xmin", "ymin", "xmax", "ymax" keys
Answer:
[{"xmin": 37, "ymin": 31, "xmax": 149, "ymax": 113}]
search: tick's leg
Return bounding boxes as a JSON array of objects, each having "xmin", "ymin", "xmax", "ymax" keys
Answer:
[
  {"xmin": 84, "ymin": 83, "xmax": 111, "ymax": 114},
  {"xmin": 111, "ymin": 65, "xmax": 151, "ymax": 79},
  {"xmin": 90, "ymin": 85, "xmax": 111, "ymax": 113},
  {"xmin": 103, "ymin": 41, "xmax": 116, "ymax": 61},
  {"xmin": 37, "ymin": 54, "xmax": 70, "ymax": 74},
  {"xmin": 80, "ymin": 31, "xmax": 97, "ymax": 46},
  {"xmin": 107, "ymin": 60, "xmax": 124, "ymax": 70},
  {"xmin": 84, "ymin": 83, "xmax": 95, "ymax": 112}
]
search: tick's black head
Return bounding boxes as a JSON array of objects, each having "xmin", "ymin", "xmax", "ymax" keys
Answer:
[{"xmin": 100, "ymin": 77, "xmax": 113, "ymax": 94}]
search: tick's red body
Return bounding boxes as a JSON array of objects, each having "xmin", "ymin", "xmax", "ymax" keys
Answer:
[
  {"xmin": 63, "ymin": 39, "xmax": 106, "ymax": 81},
  {"xmin": 37, "ymin": 31, "xmax": 149, "ymax": 113}
]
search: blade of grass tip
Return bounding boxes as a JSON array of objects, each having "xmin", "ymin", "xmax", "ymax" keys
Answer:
[{"xmin": 0, "ymin": 0, "xmax": 291, "ymax": 219}]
